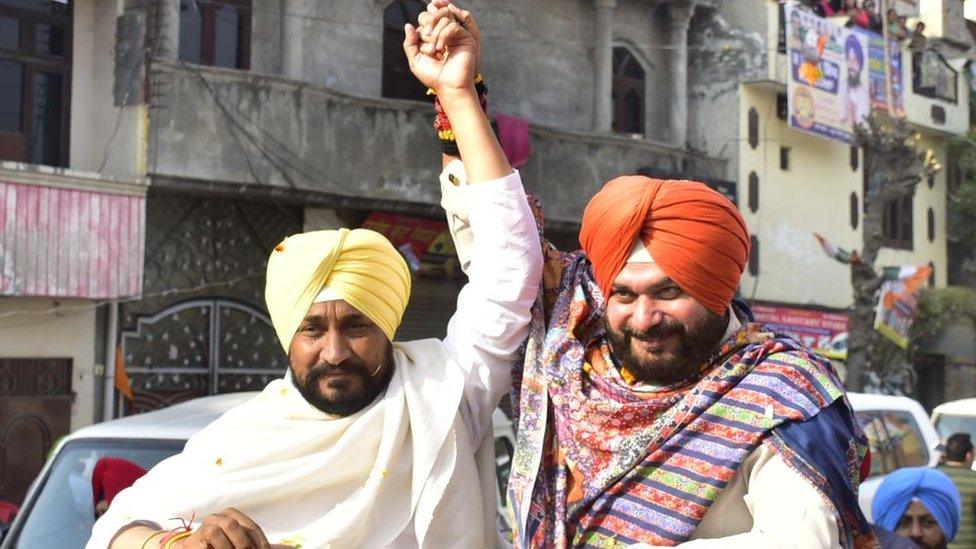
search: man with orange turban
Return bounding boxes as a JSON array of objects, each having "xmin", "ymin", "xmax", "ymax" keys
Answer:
[
  {"xmin": 90, "ymin": 5, "xmax": 541, "ymax": 548},
  {"xmin": 430, "ymin": 7, "xmax": 872, "ymax": 545},
  {"xmin": 443, "ymin": 173, "xmax": 874, "ymax": 547}
]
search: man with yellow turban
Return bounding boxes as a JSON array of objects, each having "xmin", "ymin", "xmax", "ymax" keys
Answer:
[
  {"xmin": 89, "ymin": 4, "xmax": 541, "ymax": 548},
  {"xmin": 423, "ymin": 6, "xmax": 874, "ymax": 548}
]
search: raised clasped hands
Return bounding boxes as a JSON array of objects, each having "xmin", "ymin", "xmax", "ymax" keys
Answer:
[{"xmin": 403, "ymin": 0, "xmax": 481, "ymax": 95}]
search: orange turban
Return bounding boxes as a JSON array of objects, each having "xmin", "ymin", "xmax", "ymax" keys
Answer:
[{"xmin": 579, "ymin": 176, "xmax": 750, "ymax": 316}]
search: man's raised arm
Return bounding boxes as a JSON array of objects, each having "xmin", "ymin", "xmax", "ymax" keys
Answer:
[{"xmin": 405, "ymin": 1, "xmax": 542, "ymax": 437}]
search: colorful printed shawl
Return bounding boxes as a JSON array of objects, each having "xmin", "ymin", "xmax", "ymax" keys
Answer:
[{"xmin": 507, "ymin": 251, "xmax": 875, "ymax": 548}]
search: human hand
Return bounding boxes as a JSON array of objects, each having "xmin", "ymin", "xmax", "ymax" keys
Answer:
[
  {"xmin": 403, "ymin": 0, "xmax": 478, "ymax": 94},
  {"xmin": 171, "ymin": 508, "xmax": 271, "ymax": 549}
]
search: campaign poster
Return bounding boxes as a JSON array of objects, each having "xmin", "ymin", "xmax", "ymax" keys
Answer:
[
  {"xmin": 785, "ymin": 3, "xmax": 870, "ymax": 143},
  {"xmin": 874, "ymin": 265, "xmax": 933, "ymax": 349},
  {"xmin": 860, "ymin": 28, "xmax": 905, "ymax": 117}
]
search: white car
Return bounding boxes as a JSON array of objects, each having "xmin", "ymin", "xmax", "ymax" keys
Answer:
[
  {"xmin": 1, "ymin": 393, "xmax": 516, "ymax": 549},
  {"xmin": 848, "ymin": 392, "xmax": 941, "ymax": 522},
  {"xmin": 931, "ymin": 398, "xmax": 976, "ymax": 443}
]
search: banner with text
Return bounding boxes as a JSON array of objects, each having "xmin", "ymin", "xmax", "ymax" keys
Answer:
[
  {"xmin": 752, "ymin": 303, "xmax": 850, "ymax": 359},
  {"xmin": 785, "ymin": 3, "xmax": 902, "ymax": 143}
]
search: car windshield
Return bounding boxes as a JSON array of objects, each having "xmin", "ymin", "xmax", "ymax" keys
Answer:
[
  {"xmin": 935, "ymin": 413, "xmax": 976, "ymax": 443},
  {"xmin": 8, "ymin": 438, "xmax": 184, "ymax": 549}
]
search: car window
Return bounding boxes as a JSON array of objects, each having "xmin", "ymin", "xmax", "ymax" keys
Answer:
[
  {"xmin": 879, "ymin": 410, "xmax": 928, "ymax": 467},
  {"xmin": 857, "ymin": 411, "xmax": 891, "ymax": 477},
  {"xmin": 9, "ymin": 438, "xmax": 184, "ymax": 549},
  {"xmin": 934, "ymin": 414, "xmax": 976, "ymax": 443}
]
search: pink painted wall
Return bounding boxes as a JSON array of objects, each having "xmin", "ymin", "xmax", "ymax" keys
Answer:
[{"xmin": 0, "ymin": 182, "xmax": 145, "ymax": 298}]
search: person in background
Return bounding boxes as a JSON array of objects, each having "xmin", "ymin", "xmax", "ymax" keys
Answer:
[
  {"xmin": 909, "ymin": 22, "xmax": 927, "ymax": 51},
  {"xmin": 845, "ymin": 0, "xmax": 870, "ymax": 28},
  {"xmin": 863, "ymin": 0, "xmax": 883, "ymax": 32},
  {"xmin": 873, "ymin": 467, "xmax": 962, "ymax": 549},
  {"xmin": 886, "ymin": 9, "xmax": 907, "ymax": 40},
  {"xmin": 937, "ymin": 433, "xmax": 976, "ymax": 548},
  {"xmin": 91, "ymin": 458, "xmax": 147, "ymax": 518}
]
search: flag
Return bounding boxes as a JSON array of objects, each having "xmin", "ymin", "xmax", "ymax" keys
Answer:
[
  {"xmin": 813, "ymin": 233, "xmax": 856, "ymax": 264},
  {"xmin": 114, "ymin": 343, "xmax": 134, "ymax": 401},
  {"xmin": 874, "ymin": 265, "xmax": 933, "ymax": 348}
]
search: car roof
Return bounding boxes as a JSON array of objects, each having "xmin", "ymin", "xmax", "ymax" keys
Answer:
[
  {"xmin": 932, "ymin": 398, "xmax": 976, "ymax": 417},
  {"xmin": 846, "ymin": 391, "xmax": 925, "ymax": 412},
  {"xmin": 64, "ymin": 392, "xmax": 259, "ymax": 442}
]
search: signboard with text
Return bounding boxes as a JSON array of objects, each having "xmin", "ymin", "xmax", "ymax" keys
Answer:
[{"xmin": 752, "ymin": 303, "xmax": 850, "ymax": 359}]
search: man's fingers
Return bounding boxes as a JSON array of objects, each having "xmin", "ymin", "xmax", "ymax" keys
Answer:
[
  {"xmin": 221, "ymin": 508, "xmax": 270, "ymax": 548},
  {"xmin": 403, "ymin": 23, "xmax": 420, "ymax": 60},
  {"xmin": 217, "ymin": 518, "xmax": 256, "ymax": 549},
  {"xmin": 437, "ymin": 20, "xmax": 464, "ymax": 52},
  {"xmin": 448, "ymin": 4, "xmax": 476, "ymax": 33},
  {"xmin": 419, "ymin": 7, "xmax": 453, "ymax": 42},
  {"xmin": 195, "ymin": 523, "xmax": 234, "ymax": 549},
  {"xmin": 419, "ymin": 42, "xmax": 437, "ymax": 57},
  {"xmin": 427, "ymin": 16, "xmax": 452, "ymax": 52}
]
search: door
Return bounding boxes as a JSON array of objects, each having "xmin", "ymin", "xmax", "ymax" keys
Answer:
[
  {"xmin": 0, "ymin": 358, "xmax": 72, "ymax": 505},
  {"xmin": 119, "ymin": 298, "xmax": 286, "ymax": 415}
]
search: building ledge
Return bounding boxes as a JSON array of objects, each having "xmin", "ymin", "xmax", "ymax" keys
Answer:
[{"xmin": 0, "ymin": 162, "xmax": 148, "ymax": 197}]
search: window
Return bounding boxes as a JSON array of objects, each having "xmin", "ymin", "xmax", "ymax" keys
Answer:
[
  {"xmin": 178, "ymin": 0, "xmax": 251, "ymax": 69},
  {"xmin": 611, "ymin": 47, "xmax": 645, "ymax": 135},
  {"xmin": 7, "ymin": 438, "xmax": 185, "ymax": 548},
  {"xmin": 912, "ymin": 49, "xmax": 958, "ymax": 104},
  {"xmin": 748, "ymin": 235, "xmax": 759, "ymax": 277},
  {"xmin": 879, "ymin": 410, "xmax": 928, "ymax": 467},
  {"xmin": 0, "ymin": 0, "xmax": 71, "ymax": 167},
  {"xmin": 857, "ymin": 412, "xmax": 893, "ymax": 478},
  {"xmin": 381, "ymin": 1, "xmax": 428, "ymax": 101},
  {"xmin": 882, "ymin": 193, "xmax": 914, "ymax": 250},
  {"xmin": 748, "ymin": 107, "xmax": 759, "ymax": 149},
  {"xmin": 748, "ymin": 171, "xmax": 759, "ymax": 213},
  {"xmin": 927, "ymin": 207, "xmax": 935, "ymax": 242}
]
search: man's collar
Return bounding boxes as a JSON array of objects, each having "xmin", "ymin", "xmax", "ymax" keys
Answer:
[{"xmin": 720, "ymin": 308, "xmax": 743, "ymax": 345}]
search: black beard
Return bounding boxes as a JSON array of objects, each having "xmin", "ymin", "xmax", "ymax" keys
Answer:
[
  {"xmin": 604, "ymin": 311, "xmax": 728, "ymax": 385},
  {"xmin": 290, "ymin": 348, "xmax": 393, "ymax": 416}
]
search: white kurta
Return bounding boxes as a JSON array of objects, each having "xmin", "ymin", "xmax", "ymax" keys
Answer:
[{"xmin": 87, "ymin": 171, "xmax": 542, "ymax": 549}]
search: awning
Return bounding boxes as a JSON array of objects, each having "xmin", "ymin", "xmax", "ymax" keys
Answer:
[{"xmin": 0, "ymin": 169, "xmax": 146, "ymax": 299}]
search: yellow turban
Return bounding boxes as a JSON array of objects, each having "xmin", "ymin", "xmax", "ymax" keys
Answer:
[{"xmin": 264, "ymin": 228, "xmax": 412, "ymax": 352}]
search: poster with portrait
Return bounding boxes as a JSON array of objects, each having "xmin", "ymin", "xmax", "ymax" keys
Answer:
[
  {"xmin": 785, "ymin": 3, "xmax": 870, "ymax": 143},
  {"xmin": 859, "ymin": 28, "xmax": 905, "ymax": 117}
]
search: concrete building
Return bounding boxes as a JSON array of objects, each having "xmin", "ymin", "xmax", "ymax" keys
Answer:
[
  {"xmin": 688, "ymin": 0, "xmax": 972, "ymax": 401},
  {"xmin": 1, "ymin": 0, "xmax": 731, "ymax": 486},
  {"xmin": 109, "ymin": 0, "xmax": 738, "ymax": 423}
]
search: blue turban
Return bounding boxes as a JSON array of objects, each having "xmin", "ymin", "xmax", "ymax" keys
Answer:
[{"xmin": 872, "ymin": 467, "xmax": 962, "ymax": 541}]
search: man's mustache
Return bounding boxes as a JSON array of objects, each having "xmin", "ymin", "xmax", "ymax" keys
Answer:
[
  {"xmin": 304, "ymin": 359, "xmax": 370, "ymax": 381},
  {"xmin": 623, "ymin": 322, "xmax": 684, "ymax": 342}
]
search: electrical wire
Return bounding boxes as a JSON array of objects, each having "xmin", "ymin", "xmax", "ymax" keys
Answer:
[{"xmin": 0, "ymin": 269, "xmax": 266, "ymax": 325}]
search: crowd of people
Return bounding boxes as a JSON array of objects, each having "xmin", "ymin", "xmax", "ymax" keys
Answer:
[
  {"xmin": 799, "ymin": 0, "xmax": 927, "ymax": 48},
  {"xmin": 80, "ymin": 1, "xmax": 966, "ymax": 548}
]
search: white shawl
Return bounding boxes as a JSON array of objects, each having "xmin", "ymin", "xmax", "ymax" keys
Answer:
[{"xmin": 87, "ymin": 339, "xmax": 499, "ymax": 548}]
